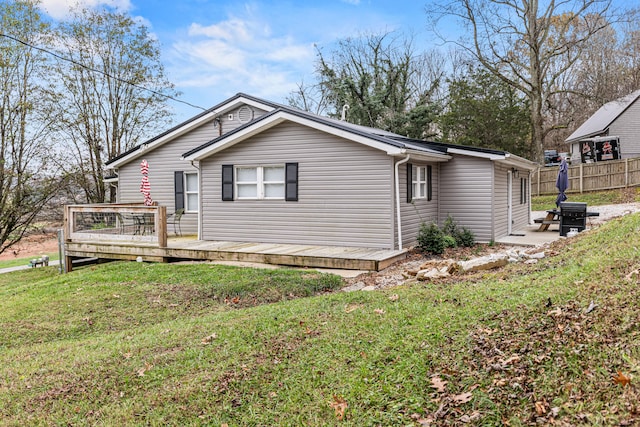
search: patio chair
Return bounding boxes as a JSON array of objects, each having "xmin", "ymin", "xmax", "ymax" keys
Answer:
[
  {"xmin": 167, "ymin": 208, "xmax": 184, "ymax": 236},
  {"xmin": 116, "ymin": 213, "xmax": 136, "ymax": 234}
]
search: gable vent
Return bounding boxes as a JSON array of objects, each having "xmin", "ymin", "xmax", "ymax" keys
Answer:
[{"xmin": 238, "ymin": 106, "xmax": 254, "ymax": 123}]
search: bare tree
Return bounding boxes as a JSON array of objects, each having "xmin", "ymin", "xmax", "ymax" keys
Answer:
[
  {"xmin": 52, "ymin": 7, "xmax": 177, "ymax": 203},
  {"xmin": 0, "ymin": 0, "xmax": 60, "ymax": 255},
  {"xmin": 428, "ymin": 0, "xmax": 617, "ymax": 161},
  {"xmin": 289, "ymin": 31, "xmax": 445, "ymax": 139}
]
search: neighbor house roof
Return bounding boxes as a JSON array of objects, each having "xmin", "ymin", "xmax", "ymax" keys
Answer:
[
  {"xmin": 105, "ymin": 93, "xmax": 281, "ymax": 169},
  {"xmin": 565, "ymin": 90, "xmax": 640, "ymax": 144}
]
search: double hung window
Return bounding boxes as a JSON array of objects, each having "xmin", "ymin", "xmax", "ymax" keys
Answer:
[
  {"xmin": 184, "ymin": 172, "xmax": 199, "ymax": 211},
  {"xmin": 236, "ymin": 166, "xmax": 285, "ymax": 200},
  {"xmin": 412, "ymin": 166, "xmax": 428, "ymax": 199}
]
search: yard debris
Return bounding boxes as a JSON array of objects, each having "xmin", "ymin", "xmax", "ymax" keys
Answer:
[
  {"xmin": 430, "ymin": 376, "xmax": 448, "ymax": 393},
  {"xmin": 584, "ymin": 300, "xmax": 598, "ymax": 314},
  {"xmin": 201, "ymin": 333, "xmax": 217, "ymax": 344},
  {"xmin": 613, "ymin": 371, "xmax": 631, "ymax": 387},
  {"xmin": 329, "ymin": 395, "xmax": 347, "ymax": 420}
]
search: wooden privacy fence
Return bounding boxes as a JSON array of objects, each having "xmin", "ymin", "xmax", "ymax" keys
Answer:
[{"xmin": 531, "ymin": 157, "xmax": 640, "ymax": 196}]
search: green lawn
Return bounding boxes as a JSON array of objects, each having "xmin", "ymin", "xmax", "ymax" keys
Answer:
[
  {"xmin": 0, "ymin": 251, "xmax": 59, "ymax": 270},
  {"xmin": 532, "ymin": 187, "xmax": 640, "ymax": 211},
  {"xmin": 1, "ymin": 215, "xmax": 639, "ymax": 425}
]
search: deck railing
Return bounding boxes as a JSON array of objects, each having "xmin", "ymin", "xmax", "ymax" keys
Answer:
[{"xmin": 64, "ymin": 204, "xmax": 167, "ymax": 247}]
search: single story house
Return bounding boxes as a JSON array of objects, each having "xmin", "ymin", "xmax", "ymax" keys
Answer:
[
  {"xmin": 565, "ymin": 89, "xmax": 640, "ymax": 163},
  {"xmin": 106, "ymin": 93, "xmax": 537, "ymax": 249}
]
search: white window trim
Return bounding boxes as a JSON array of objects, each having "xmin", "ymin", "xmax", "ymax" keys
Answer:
[
  {"xmin": 412, "ymin": 166, "xmax": 428, "ymax": 199},
  {"xmin": 184, "ymin": 172, "xmax": 199, "ymax": 212},
  {"xmin": 235, "ymin": 165, "xmax": 285, "ymax": 200}
]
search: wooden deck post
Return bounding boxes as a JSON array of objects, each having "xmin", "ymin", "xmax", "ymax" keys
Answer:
[{"xmin": 157, "ymin": 206, "xmax": 167, "ymax": 248}]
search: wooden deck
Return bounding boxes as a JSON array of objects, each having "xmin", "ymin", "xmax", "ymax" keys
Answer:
[{"xmin": 65, "ymin": 236, "xmax": 408, "ymax": 271}]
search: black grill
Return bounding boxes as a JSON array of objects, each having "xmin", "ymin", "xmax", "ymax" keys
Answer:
[{"xmin": 559, "ymin": 202, "xmax": 587, "ymax": 236}]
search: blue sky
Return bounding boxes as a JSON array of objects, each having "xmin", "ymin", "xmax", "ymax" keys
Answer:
[{"xmin": 38, "ymin": 0, "xmax": 432, "ymax": 123}]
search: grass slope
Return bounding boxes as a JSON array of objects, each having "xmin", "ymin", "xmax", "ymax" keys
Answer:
[{"xmin": 1, "ymin": 216, "xmax": 640, "ymax": 426}]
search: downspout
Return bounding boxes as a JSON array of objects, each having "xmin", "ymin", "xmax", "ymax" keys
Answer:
[
  {"xmin": 394, "ymin": 154, "xmax": 410, "ymax": 250},
  {"xmin": 190, "ymin": 160, "xmax": 202, "ymax": 239}
]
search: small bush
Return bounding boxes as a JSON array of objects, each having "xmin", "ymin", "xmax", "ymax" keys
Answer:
[
  {"xmin": 417, "ymin": 216, "xmax": 476, "ymax": 254},
  {"xmin": 456, "ymin": 227, "xmax": 476, "ymax": 247},
  {"xmin": 417, "ymin": 222, "xmax": 445, "ymax": 255},
  {"xmin": 443, "ymin": 235, "xmax": 457, "ymax": 248},
  {"xmin": 442, "ymin": 215, "xmax": 458, "ymax": 236}
]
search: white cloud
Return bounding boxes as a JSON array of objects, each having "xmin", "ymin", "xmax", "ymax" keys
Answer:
[
  {"xmin": 167, "ymin": 13, "xmax": 316, "ymax": 110},
  {"xmin": 38, "ymin": 0, "xmax": 132, "ymax": 20}
]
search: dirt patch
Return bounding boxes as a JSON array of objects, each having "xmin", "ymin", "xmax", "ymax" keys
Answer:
[{"xmin": 0, "ymin": 233, "xmax": 59, "ymax": 261}]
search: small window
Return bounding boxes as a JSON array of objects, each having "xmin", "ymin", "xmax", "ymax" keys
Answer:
[
  {"xmin": 412, "ymin": 166, "xmax": 428, "ymax": 199},
  {"xmin": 520, "ymin": 177, "xmax": 528, "ymax": 205},
  {"xmin": 185, "ymin": 172, "xmax": 199, "ymax": 212},
  {"xmin": 236, "ymin": 166, "xmax": 285, "ymax": 200}
]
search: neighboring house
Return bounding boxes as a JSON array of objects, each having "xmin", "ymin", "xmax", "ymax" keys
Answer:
[
  {"xmin": 565, "ymin": 90, "xmax": 640, "ymax": 163},
  {"xmin": 106, "ymin": 93, "xmax": 537, "ymax": 248}
]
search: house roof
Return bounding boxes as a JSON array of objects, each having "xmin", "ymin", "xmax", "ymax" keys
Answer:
[
  {"xmin": 105, "ymin": 93, "xmax": 281, "ymax": 168},
  {"xmin": 565, "ymin": 90, "xmax": 640, "ymax": 143},
  {"xmin": 182, "ymin": 106, "xmax": 451, "ymax": 162},
  {"xmin": 182, "ymin": 97, "xmax": 537, "ymax": 170}
]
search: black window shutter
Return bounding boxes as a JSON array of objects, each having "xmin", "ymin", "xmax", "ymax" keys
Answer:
[
  {"xmin": 174, "ymin": 171, "xmax": 184, "ymax": 211},
  {"xmin": 427, "ymin": 165, "xmax": 433, "ymax": 201},
  {"xmin": 285, "ymin": 163, "xmax": 298, "ymax": 201},
  {"xmin": 222, "ymin": 164, "xmax": 234, "ymax": 201},
  {"xmin": 406, "ymin": 163, "xmax": 413, "ymax": 203}
]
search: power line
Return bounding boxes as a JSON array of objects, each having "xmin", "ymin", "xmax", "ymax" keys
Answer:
[{"xmin": 0, "ymin": 32, "xmax": 207, "ymax": 112}]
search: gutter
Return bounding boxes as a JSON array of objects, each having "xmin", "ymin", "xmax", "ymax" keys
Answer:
[{"xmin": 394, "ymin": 154, "xmax": 411, "ymax": 251}]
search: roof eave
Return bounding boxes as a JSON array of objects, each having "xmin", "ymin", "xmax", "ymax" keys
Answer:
[{"xmin": 183, "ymin": 109, "xmax": 410, "ymax": 161}]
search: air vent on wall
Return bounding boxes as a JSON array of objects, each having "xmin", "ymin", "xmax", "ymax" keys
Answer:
[{"xmin": 237, "ymin": 106, "xmax": 254, "ymax": 123}]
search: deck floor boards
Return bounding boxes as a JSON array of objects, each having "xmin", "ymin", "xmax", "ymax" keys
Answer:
[{"xmin": 65, "ymin": 237, "xmax": 407, "ymax": 271}]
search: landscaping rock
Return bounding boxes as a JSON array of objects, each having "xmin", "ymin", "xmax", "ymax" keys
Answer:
[
  {"xmin": 457, "ymin": 253, "xmax": 509, "ymax": 272},
  {"xmin": 525, "ymin": 251, "xmax": 546, "ymax": 259},
  {"xmin": 416, "ymin": 267, "xmax": 451, "ymax": 280}
]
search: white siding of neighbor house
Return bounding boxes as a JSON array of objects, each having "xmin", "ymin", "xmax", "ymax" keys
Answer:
[
  {"xmin": 199, "ymin": 121, "xmax": 395, "ymax": 248},
  {"xmin": 397, "ymin": 161, "xmax": 439, "ymax": 248},
  {"xmin": 609, "ymin": 99, "xmax": 640, "ymax": 158},
  {"xmin": 439, "ymin": 155, "xmax": 494, "ymax": 243},
  {"xmin": 115, "ymin": 105, "xmax": 270, "ymax": 235}
]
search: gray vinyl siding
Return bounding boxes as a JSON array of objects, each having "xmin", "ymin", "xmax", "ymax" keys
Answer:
[
  {"xmin": 439, "ymin": 155, "xmax": 493, "ymax": 243},
  {"xmin": 114, "ymin": 104, "xmax": 270, "ymax": 235},
  {"xmin": 116, "ymin": 120, "xmax": 221, "ymax": 234},
  {"xmin": 218, "ymin": 105, "xmax": 269, "ymax": 136},
  {"xmin": 397, "ymin": 162, "xmax": 439, "ymax": 248},
  {"xmin": 200, "ymin": 121, "xmax": 395, "ymax": 248},
  {"xmin": 609, "ymin": 100, "xmax": 640, "ymax": 158}
]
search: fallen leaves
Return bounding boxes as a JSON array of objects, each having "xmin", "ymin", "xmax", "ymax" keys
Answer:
[
  {"xmin": 329, "ymin": 395, "xmax": 347, "ymax": 420},
  {"xmin": 136, "ymin": 361, "xmax": 153, "ymax": 377},
  {"xmin": 201, "ymin": 333, "xmax": 217, "ymax": 345},
  {"xmin": 430, "ymin": 376, "xmax": 448, "ymax": 393},
  {"xmin": 613, "ymin": 371, "xmax": 631, "ymax": 387},
  {"xmin": 344, "ymin": 303, "xmax": 362, "ymax": 313},
  {"xmin": 452, "ymin": 391, "xmax": 473, "ymax": 406}
]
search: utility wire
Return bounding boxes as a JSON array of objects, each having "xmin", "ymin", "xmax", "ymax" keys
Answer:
[{"xmin": 0, "ymin": 32, "xmax": 207, "ymax": 112}]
